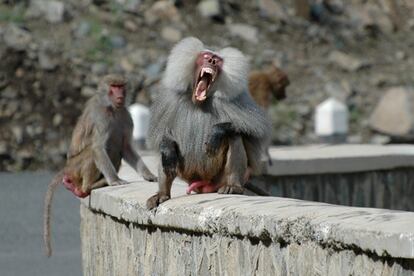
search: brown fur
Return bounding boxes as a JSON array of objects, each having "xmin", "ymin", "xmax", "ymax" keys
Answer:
[
  {"xmin": 43, "ymin": 74, "xmax": 156, "ymax": 257},
  {"xmin": 43, "ymin": 170, "xmax": 64, "ymax": 258},
  {"xmin": 179, "ymin": 142, "xmax": 228, "ymax": 183},
  {"xmin": 248, "ymin": 65, "xmax": 290, "ymax": 109}
]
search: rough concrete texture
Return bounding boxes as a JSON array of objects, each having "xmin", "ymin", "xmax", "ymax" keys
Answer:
[
  {"xmin": 80, "ymin": 147, "xmax": 414, "ymax": 275},
  {"xmin": 266, "ymin": 144, "xmax": 414, "ymax": 175},
  {"xmin": 252, "ymin": 168, "xmax": 414, "ymax": 211},
  {"xmin": 81, "ymin": 163, "xmax": 414, "ymax": 259},
  {"xmin": 81, "ymin": 205, "xmax": 413, "ymax": 276}
]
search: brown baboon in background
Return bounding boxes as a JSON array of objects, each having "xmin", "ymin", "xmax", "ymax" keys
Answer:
[
  {"xmin": 43, "ymin": 74, "xmax": 157, "ymax": 257},
  {"xmin": 248, "ymin": 64, "xmax": 290, "ymax": 110},
  {"xmin": 249, "ymin": 64, "xmax": 289, "ymax": 165},
  {"xmin": 146, "ymin": 37, "xmax": 271, "ymax": 209}
]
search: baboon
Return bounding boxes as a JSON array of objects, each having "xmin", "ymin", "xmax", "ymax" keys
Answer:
[
  {"xmin": 43, "ymin": 74, "xmax": 156, "ymax": 257},
  {"xmin": 248, "ymin": 64, "xmax": 289, "ymax": 110},
  {"xmin": 146, "ymin": 37, "xmax": 271, "ymax": 209},
  {"xmin": 248, "ymin": 64, "xmax": 289, "ymax": 165}
]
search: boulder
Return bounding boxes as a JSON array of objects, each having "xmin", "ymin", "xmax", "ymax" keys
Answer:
[
  {"xmin": 26, "ymin": 0, "xmax": 65, "ymax": 23},
  {"xmin": 161, "ymin": 26, "xmax": 182, "ymax": 43},
  {"xmin": 45, "ymin": 1, "xmax": 65, "ymax": 23},
  {"xmin": 369, "ymin": 87, "xmax": 414, "ymax": 137},
  {"xmin": 328, "ymin": 50, "xmax": 367, "ymax": 72},
  {"xmin": 3, "ymin": 24, "xmax": 32, "ymax": 51},
  {"xmin": 144, "ymin": 0, "xmax": 181, "ymax": 24},
  {"xmin": 362, "ymin": 3, "xmax": 394, "ymax": 33},
  {"xmin": 115, "ymin": 0, "xmax": 141, "ymax": 13},
  {"xmin": 227, "ymin": 23, "xmax": 258, "ymax": 44},
  {"xmin": 258, "ymin": 0, "xmax": 287, "ymax": 21},
  {"xmin": 197, "ymin": 0, "xmax": 222, "ymax": 19}
]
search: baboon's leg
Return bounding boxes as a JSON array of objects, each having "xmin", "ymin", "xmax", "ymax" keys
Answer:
[
  {"xmin": 146, "ymin": 133, "xmax": 178, "ymax": 209},
  {"xmin": 146, "ymin": 163, "xmax": 175, "ymax": 209},
  {"xmin": 217, "ymin": 136, "xmax": 247, "ymax": 194},
  {"xmin": 81, "ymin": 157, "xmax": 102, "ymax": 193}
]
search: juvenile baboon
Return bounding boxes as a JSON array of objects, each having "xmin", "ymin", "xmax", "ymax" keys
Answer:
[
  {"xmin": 248, "ymin": 64, "xmax": 289, "ymax": 110},
  {"xmin": 43, "ymin": 74, "xmax": 156, "ymax": 257},
  {"xmin": 146, "ymin": 37, "xmax": 271, "ymax": 209},
  {"xmin": 248, "ymin": 64, "xmax": 289, "ymax": 165}
]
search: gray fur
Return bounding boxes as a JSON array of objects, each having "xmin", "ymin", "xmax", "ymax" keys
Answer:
[{"xmin": 148, "ymin": 37, "xmax": 271, "ymax": 175}]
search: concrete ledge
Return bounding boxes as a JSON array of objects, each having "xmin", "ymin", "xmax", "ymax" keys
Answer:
[
  {"xmin": 81, "ymin": 148, "xmax": 414, "ymax": 275},
  {"xmin": 138, "ymin": 144, "xmax": 414, "ymax": 176},
  {"xmin": 266, "ymin": 144, "xmax": 414, "ymax": 175},
  {"xmin": 81, "ymin": 169, "xmax": 414, "ymax": 260}
]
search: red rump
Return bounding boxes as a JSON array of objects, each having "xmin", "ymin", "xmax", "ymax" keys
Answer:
[
  {"xmin": 62, "ymin": 175, "xmax": 89, "ymax": 198},
  {"xmin": 186, "ymin": 180, "xmax": 219, "ymax": 194}
]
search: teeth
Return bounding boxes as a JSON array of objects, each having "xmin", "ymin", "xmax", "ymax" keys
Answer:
[{"xmin": 200, "ymin": 67, "xmax": 214, "ymax": 78}]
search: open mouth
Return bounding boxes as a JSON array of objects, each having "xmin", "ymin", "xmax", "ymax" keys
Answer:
[{"xmin": 193, "ymin": 67, "xmax": 217, "ymax": 102}]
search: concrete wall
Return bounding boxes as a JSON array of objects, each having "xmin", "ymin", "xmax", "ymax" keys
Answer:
[
  {"xmin": 252, "ymin": 168, "xmax": 414, "ymax": 211},
  {"xmin": 81, "ymin": 205, "xmax": 413, "ymax": 276},
  {"xmin": 80, "ymin": 181, "xmax": 414, "ymax": 276},
  {"xmin": 251, "ymin": 144, "xmax": 414, "ymax": 211},
  {"xmin": 80, "ymin": 145, "xmax": 414, "ymax": 275}
]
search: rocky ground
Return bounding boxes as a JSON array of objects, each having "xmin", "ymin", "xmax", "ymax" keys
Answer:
[{"xmin": 1, "ymin": 0, "xmax": 414, "ymax": 171}]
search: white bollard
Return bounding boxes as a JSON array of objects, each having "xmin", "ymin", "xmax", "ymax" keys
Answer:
[
  {"xmin": 315, "ymin": 97, "xmax": 349, "ymax": 143},
  {"xmin": 128, "ymin": 103, "xmax": 150, "ymax": 150}
]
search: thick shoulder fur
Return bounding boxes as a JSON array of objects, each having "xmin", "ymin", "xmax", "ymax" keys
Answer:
[
  {"xmin": 212, "ymin": 92, "xmax": 271, "ymax": 172},
  {"xmin": 214, "ymin": 47, "xmax": 249, "ymax": 100},
  {"xmin": 162, "ymin": 37, "xmax": 204, "ymax": 92},
  {"xmin": 213, "ymin": 92, "xmax": 270, "ymax": 140}
]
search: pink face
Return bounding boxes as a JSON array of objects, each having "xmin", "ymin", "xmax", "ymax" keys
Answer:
[
  {"xmin": 108, "ymin": 84, "xmax": 126, "ymax": 108},
  {"xmin": 193, "ymin": 51, "xmax": 223, "ymax": 103}
]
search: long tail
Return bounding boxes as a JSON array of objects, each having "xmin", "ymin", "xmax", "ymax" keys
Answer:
[{"xmin": 43, "ymin": 170, "xmax": 64, "ymax": 257}]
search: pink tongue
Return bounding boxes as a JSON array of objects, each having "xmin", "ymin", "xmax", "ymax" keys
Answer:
[{"xmin": 195, "ymin": 79, "xmax": 208, "ymax": 100}]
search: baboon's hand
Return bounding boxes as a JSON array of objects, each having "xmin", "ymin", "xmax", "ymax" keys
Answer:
[
  {"xmin": 146, "ymin": 193, "xmax": 170, "ymax": 209},
  {"xmin": 110, "ymin": 178, "xmax": 129, "ymax": 186}
]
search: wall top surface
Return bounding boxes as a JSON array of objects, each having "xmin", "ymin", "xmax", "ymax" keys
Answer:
[{"xmin": 81, "ymin": 157, "xmax": 414, "ymax": 260}]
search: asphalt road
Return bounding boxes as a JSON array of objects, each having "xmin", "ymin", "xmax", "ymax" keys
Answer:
[{"xmin": 0, "ymin": 171, "xmax": 82, "ymax": 276}]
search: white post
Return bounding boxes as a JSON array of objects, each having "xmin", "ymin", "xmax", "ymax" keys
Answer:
[
  {"xmin": 315, "ymin": 97, "xmax": 349, "ymax": 143},
  {"xmin": 128, "ymin": 103, "xmax": 150, "ymax": 150}
]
